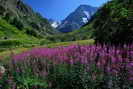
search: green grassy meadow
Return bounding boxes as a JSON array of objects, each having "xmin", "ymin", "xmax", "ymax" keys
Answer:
[{"xmin": 0, "ymin": 39, "xmax": 95, "ymax": 60}]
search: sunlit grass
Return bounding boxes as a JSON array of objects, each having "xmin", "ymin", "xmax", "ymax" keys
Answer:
[
  {"xmin": 0, "ymin": 47, "xmax": 28, "ymax": 61},
  {"xmin": 45, "ymin": 39, "xmax": 95, "ymax": 48},
  {"xmin": 0, "ymin": 39, "xmax": 94, "ymax": 60}
]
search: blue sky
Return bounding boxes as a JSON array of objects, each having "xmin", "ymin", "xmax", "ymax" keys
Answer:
[{"xmin": 24, "ymin": 0, "xmax": 109, "ymax": 21}]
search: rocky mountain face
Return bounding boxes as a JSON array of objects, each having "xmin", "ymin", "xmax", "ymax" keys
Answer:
[
  {"xmin": 57, "ymin": 5, "xmax": 98, "ymax": 32},
  {"xmin": 0, "ymin": 0, "xmax": 57, "ymax": 38}
]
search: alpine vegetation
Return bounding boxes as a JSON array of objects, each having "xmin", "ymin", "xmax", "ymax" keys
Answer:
[{"xmin": 1, "ymin": 44, "xmax": 132, "ymax": 89}]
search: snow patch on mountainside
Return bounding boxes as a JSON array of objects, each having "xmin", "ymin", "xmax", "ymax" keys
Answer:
[
  {"xmin": 57, "ymin": 5, "xmax": 98, "ymax": 32},
  {"xmin": 83, "ymin": 11, "xmax": 91, "ymax": 19},
  {"xmin": 51, "ymin": 22, "xmax": 60, "ymax": 28},
  {"xmin": 82, "ymin": 17, "xmax": 88, "ymax": 23}
]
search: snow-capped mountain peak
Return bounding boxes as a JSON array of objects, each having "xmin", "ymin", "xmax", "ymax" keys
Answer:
[{"xmin": 57, "ymin": 5, "xmax": 98, "ymax": 32}]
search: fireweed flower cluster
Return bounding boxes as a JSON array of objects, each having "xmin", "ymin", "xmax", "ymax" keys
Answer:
[{"xmin": 13, "ymin": 45, "xmax": 133, "ymax": 80}]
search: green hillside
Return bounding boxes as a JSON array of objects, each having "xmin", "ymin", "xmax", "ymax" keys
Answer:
[
  {"xmin": 92, "ymin": 0, "xmax": 133, "ymax": 44},
  {"xmin": 0, "ymin": 18, "xmax": 40, "ymax": 50},
  {"xmin": 0, "ymin": 0, "xmax": 57, "ymax": 38},
  {"xmin": 0, "ymin": 18, "xmax": 29, "ymax": 39},
  {"xmin": 0, "ymin": 0, "xmax": 58, "ymax": 49}
]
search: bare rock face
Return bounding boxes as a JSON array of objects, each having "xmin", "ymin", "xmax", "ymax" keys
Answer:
[{"xmin": 57, "ymin": 5, "xmax": 98, "ymax": 32}]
